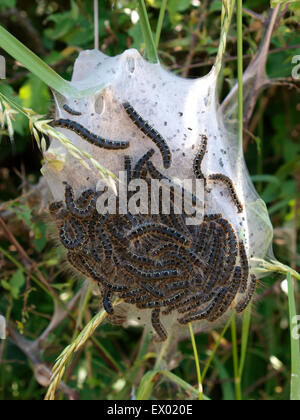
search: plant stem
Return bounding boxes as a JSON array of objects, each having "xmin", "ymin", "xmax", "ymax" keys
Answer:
[
  {"xmin": 188, "ymin": 323, "xmax": 203, "ymax": 400},
  {"xmin": 237, "ymin": 0, "xmax": 244, "ymax": 153},
  {"xmin": 154, "ymin": 332, "xmax": 172, "ymax": 370},
  {"xmin": 287, "ymin": 273, "xmax": 300, "ymax": 401},
  {"xmin": 155, "ymin": 0, "xmax": 168, "ymax": 48},
  {"xmin": 137, "ymin": 0, "xmax": 159, "ymax": 63},
  {"xmin": 45, "ymin": 306, "xmax": 110, "ymax": 400},
  {"xmin": 214, "ymin": 0, "xmax": 236, "ymax": 76},
  {"xmin": 231, "ymin": 314, "xmax": 242, "ymax": 400},
  {"xmin": 239, "ymin": 305, "xmax": 252, "ymax": 378},
  {"xmin": 94, "ymin": 0, "xmax": 99, "ymax": 50},
  {"xmin": 202, "ymin": 316, "xmax": 232, "ymax": 382},
  {"xmin": 0, "ymin": 91, "xmax": 28, "ymax": 118},
  {"xmin": 0, "ymin": 25, "xmax": 77, "ymax": 97}
]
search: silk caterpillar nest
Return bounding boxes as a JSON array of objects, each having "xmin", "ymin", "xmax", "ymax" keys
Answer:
[{"xmin": 43, "ymin": 49, "xmax": 273, "ymax": 341}]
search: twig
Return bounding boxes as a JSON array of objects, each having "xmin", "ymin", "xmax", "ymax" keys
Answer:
[
  {"xmin": 8, "ymin": 325, "xmax": 78, "ymax": 400},
  {"xmin": 221, "ymin": 5, "xmax": 282, "ymax": 126},
  {"xmin": 94, "ymin": 0, "xmax": 99, "ymax": 50},
  {"xmin": 45, "ymin": 307, "xmax": 110, "ymax": 400},
  {"xmin": 172, "ymin": 45, "xmax": 300, "ymax": 72},
  {"xmin": 242, "ymin": 8, "xmax": 266, "ymax": 23},
  {"xmin": 0, "ymin": 8, "xmax": 46, "ymax": 56},
  {"xmin": 183, "ymin": 1, "xmax": 207, "ymax": 78},
  {"xmin": 0, "ymin": 214, "xmax": 74, "ymax": 317}
]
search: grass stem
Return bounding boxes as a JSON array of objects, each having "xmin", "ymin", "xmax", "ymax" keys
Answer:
[
  {"xmin": 202, "ymin": 316, "xmax": 232, "ymax": 382},
  {"xmin": 0, "ymin": 25, "xmax": 76, "ymax": 97},
  {"xmin": 45, "ymin": 306, "xmax": 110, "ymax": 400},
  {"xmin": 155, "ymin": 0, "xmax": 168, "ymax": 48},
  {"xmin": 237, "ymin": 0, "xmax": 244, "ymax": 153},
  {"xmin": 231, "ymin": 314, "xmax": 242, "ymax": 400},
  {"xmin": 137, "ymin": 0, "xmax": 159, "ymax": 63},
  {"xmin": 188, "ymin": 323, "xmax": 203, "ymax": 400}
]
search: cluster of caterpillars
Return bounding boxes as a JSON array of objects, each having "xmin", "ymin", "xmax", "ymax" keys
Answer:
[{"xmin": 49, "ymin": 102, "xmax": 256, "ymax": 341}]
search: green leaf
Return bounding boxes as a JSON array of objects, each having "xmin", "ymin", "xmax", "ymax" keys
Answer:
[
  {"xmin": 70, "ymin": 0, "xmax": 80, "ymax": 20},
  {"xmin": 0, "ymin": 85, "xmax": 27, "ymax": 135},
  {"xmin": 0, "ymin": 0, "xmax": 16, "ymax": 10},
  {"xmin": 136, "ymin": 370, "xmax": 158, "ymax": 400},
  {"xmin": 33, "ymin": 221, "xmax": 47, "ymax": 252},
  {"xmin": 2, "ymin": 270, "xmax": 26, "ymax": 299},
  {"xmin": 137, "ymin": 0, "xmax": 159, "ymax": 63},
  {"xmin": 209, "ymin": 0, "xmax": 223, "ymax": 12},
  {"xmin": 0, "ymin": 25, "xmax": 76, "ymax": 97},
  {"xmin": 168, "ymin": 0, "xmax": 191, "ymax": 13},
  {"xmin": 45, "ymin": 15, "xmax": 75, "ymax": 41},
  {"xmin": 19, "ymin": 75, "xmax": 51, "ymax": 115},
  {"xmin": 13, "ymin": 204, "xmax": 34, "ymax": 230},
  {"xmin": 271, "ymin": 0, "xmax": 298, "ymax": 7},
  {"xmin": 214, "ymin": 357, "xmax": 235, "ymax": 400},
  {"xmin": 251, "ymin": 175, "xmax": 281, "ymax": 185},
  {"xmin": 136, "ymin": 369, "xmax": 210, "ymax": 400}
]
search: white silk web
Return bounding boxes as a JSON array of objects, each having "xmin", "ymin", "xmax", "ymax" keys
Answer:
[{"xmin": 43, "ymin": 47, "xmax": 273, "ymax": 339}]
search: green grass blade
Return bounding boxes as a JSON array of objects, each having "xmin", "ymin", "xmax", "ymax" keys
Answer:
[
  {"xmin": 214, "ymin": 0, "xmax": 236, "ymax": 75},
  {"xmin": 239, "ymin": 305, "xmax": 252, "ymax": 378},
  {"xmin": 137, "ymin": 0, "xmax": 159, "ymax": 63},
  {"xmin": 236, "ymin": 0, "xmax": 243, "ymax": 153},
  {"xmin": 136, "ymin": 370, "xmax": 158, "ymax": 400},
  {"xmin": 160, "ymin": 371, "xmax": 210, "ymax": 400},
  {"xmin": 155, "ymin": 0, "xmax": 168, "ymax": 48},
  {"xmin": 287, "ymin": 273, "xmax": 300, "ymax": 401},
  {"xmin": 202, "ymin": 316, "xmax": 232, "ymax": 381},
  {"xmin": 214, "ymin": 357, "xmax": 235, "ymax": 400},
  {"xmin": 231, "ymin": 314, "xmax": 242, "ymax": 400},
  {"xmin": 0, "ymin": 25, "xmax": 77, "ymax": 97},
  {"xmin": 188, "ymin": 323, "xmax": 203, "ymax": 400},
  {"xmin": 136, "ymin": 369, "xmax": 210, "ymax": 400}
]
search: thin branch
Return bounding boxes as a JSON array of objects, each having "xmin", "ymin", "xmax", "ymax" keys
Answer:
[
  {"xmin": 221, "ymin": 5, "xmax": 281, "ymax": 126},
  {"xmin": 242, "ymin": 8, "xmax": 266, "ymax": 23},
  {"xmin": 183, "ymin": 1, "xmax": 207, "ymax": 78},
  {"xmin": 171, "ymin": 44, "xmax": 300, "ymax": 72},
  {"xmin": 0, "ymin": 8, "xmax": 46, "ymax": 56},
  {"xmin": 8, "ymin": 325, "xmax": 79, "ymax": 400},
  {"xmin": 94, "ymin": 0, "xmax": 99, "ymax": 50}
]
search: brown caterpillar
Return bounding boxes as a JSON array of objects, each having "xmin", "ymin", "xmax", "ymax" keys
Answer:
[
  {"xmin": 176, "ymin": 291, "xmax": 215, "ymax": 315},
  {"xmin": 59, "ymin": 219, "xmax": 86, "ymax": 250},
  {"xmin": 103, "ymin": 289, "xmax": 114, "ymax": 315},
  {"xmin": 52, "ymin": 119, "xmax": 129, "ymax": 150},
  {"xmin": 235, "ymin": 274, "xmax": 257, "ymax": 313},
  {"xmin": 127, "ymin": 223, "xmax": 191, "ymax": 248},
  {"xmin": 178, "ymin": 287, "xmax": 228, "ymax": 324},
  {"xmin": 63, "ymin": 182, "xmax": 100, "ymax": 220},
  {"xmin": 151, "ymin": 309, "xmax": 168, "ymax": 342},
  {"xmin": 133, "ymin": 149, "xmax": 155, "ymax": 179},
  {"xmin": 63, "ymin": 104, "xmax": 82, "ymax": 116},
  {"xmin": 123, "ymin": 102, "xmax": 171, "ymax": 169},
  {"xmin": 239, "ymin": 240, "xmax": 249, "ymax": 293},
  {"xmin": 208, "ymin": 174, "xmax": 243, "ymax": 214},
  {"xmin": 193, "ymin": 135, "xmax": 208, "ymax": 184},
  {"xmin": 49, "ymin": 159, "xmax": 254, "ymax": 337},
  {"xmin": 137, "ymin": 291, "xmax": 186, "ymax": 310},
  {"xmin": 207, "ymin": 266, "xmax": 242, "ymax": 322},
  {"xmin": 122, "ymin": 263, "xmax": 181, "ymax": 281},
  {"xmin": 124, "ymin": 156, "xmax": 133, "ymax": 185}
]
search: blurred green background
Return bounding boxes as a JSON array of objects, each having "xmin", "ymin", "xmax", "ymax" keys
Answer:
[{"xmin": 0, "ymin": 0, "xmax": 299, "ymax": 400}]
